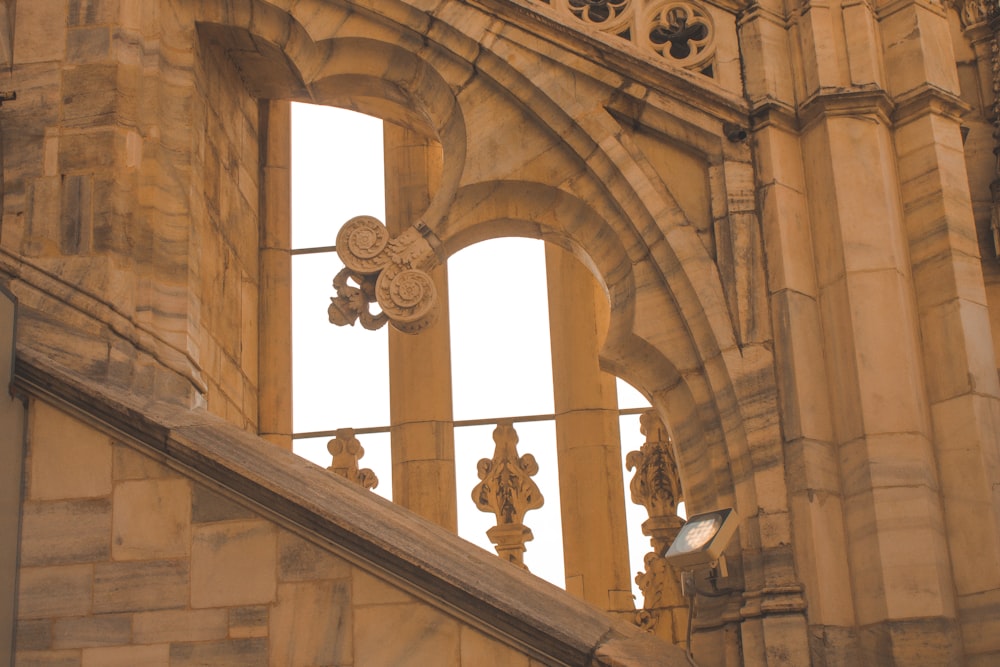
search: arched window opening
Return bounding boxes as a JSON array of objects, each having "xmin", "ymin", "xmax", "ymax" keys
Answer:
[{"xmin": 285, "ymin": 102, "xmax": 676, "ymax": 604}]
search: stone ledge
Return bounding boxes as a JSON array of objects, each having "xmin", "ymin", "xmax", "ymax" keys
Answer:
[{"xmin": 12, "ymin": 346, "xmax": 687, "ymax": 667}]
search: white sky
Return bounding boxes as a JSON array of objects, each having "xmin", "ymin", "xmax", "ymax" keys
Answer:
[{"xmin": 289, "ymin": 102, "xmax": 663, "ymax": 598}]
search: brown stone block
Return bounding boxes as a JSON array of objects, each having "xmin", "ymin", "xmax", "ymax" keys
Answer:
[
  {"xmin": 112, "ymin": 442, "xmax": 175, "ymax": 481},
  {"xmin": 460, "ymin": 627, "xmax": 530, "ymax": 667},
  {"xmin": 17, "ymin": 565, "xmax": 93, "ymax": 619},
  {"xmin": 24, "ymin": 177, "xmax": 62, "ymax": 257},
  {"xmin": 191, "ymin": 520, "xmax": 276, "ymax": 608},
  {"xmin": 228, "ymin": 605, "xmax": 268, "ymax": 639},
  {"xmin": 20, "ymin": 498, "xmax": 112, "ymax": 566},
  {"xmin": 81, "ymin": 644, "xmax": 169, "ymax": 667},
  {"xmin": 957, "ymin": 588, "xmax": 1000, "ymax": 658},
  {"xmin": 844, "ymin": 269, "xmax": 928, "ymax": 434},
  {"xmin": 58, "ymin": 130, "xmax": 117, "ymax": 172},
  {"xmin": 169, "ymin": 638, "xmax": 268, "ymax": 667},
  {"xmin": 859, "ymin": 616, "xmax": 963, "ymax": 666},
  {"xmin": 16, "ymin": 618, "xmax": 53, "ymax": 651},
  {"xmin": 277, "ymin": 531, "xmax": 351, "ymax": 582},
  {"xmin": 920, "ymin": 299, "xmax": 999, "ymax": 404},
  {"xmin": 66, "ymin": 27, "xmax": 111, "ymax": 63},
  {"xmin": 133, "ymin": 608, "xmax": 228, "ymax": 644},
  {"xmin": 92, "ymin": 559, "xmax": 189, "ymax": 613},
  {"xmin": 351, "ymin": 569, "xmax": 414, "ymax": 606},
  {"xmin": 112, "ymin": 478, "xmax": 191, "ymax": 560},
  {"xmin": 844, "ymin": 485, "xmax": 954, "ymax": 622},
  {"xmin": 12, "ymin": 0, "xmax": 67, "ymax": 64},
  {"xmin": 355, "ymin": 602, "xmax": 460, "ymax": 666},
  {"xmin": 270, "ymin": 581, "xmax": 351, "ymax": 665},
  {"xmin": 190, "ymin": 483, "xmax": 256, "ymax": 524},
  {"xmin": 14, "ymin": 649, "xmax": 81, "ymax": 667},
  {"xmin": 52, "ymin": 614, "xmax": 131, "ymax": 649},
  {"xmin": 68, "ymin": 0, "xmax": 119, "ymax": 26},
  {"xmin": 61, "ymin": 64, "xmax": 118, "ymax": 127},
  {"xmin": 839, "ymin": 433, "xmax": 938, "ymax": 499},
  {"xmin": 912, "ymin": 250, "xmax": 988, "ymax": 311}
]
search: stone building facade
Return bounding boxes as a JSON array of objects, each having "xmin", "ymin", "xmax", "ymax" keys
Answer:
[{"xmin": 1, "ymin": 0, "xmax": 999, "ymax": 665}]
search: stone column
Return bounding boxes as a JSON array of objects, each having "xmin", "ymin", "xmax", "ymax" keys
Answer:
[
  {"xmin": 383, "ymin": 123, "xmax": 457, "ymax": 531},
  {"xmin": 544, "ymin": 243, "xmax": 632, "ymax": 613},
  {"xmin": 258, "ymin": 100, "xmax": 293, "ymax": 451}
]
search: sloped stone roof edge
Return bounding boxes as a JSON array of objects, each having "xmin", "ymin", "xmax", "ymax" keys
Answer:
[{"xmin": 12, "ymin": 346, "xmax": 688, "ymax": 667}]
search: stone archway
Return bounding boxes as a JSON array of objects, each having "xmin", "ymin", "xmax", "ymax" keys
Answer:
[{"xmin": 183, "ymin": 0, "xmax": 804, "ymax": 658}]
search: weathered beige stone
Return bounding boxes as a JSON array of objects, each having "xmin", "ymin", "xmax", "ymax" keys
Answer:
[
  {"xmin": 169, "ymin": 638, "xmax": 268, "ymax": 667},
  {"xmin": 29, "ymin": 401, "xmax": 112, "ymax": 501},
  {"xmin": 228, "ymin": 605, "xmax": 269, "ymax": 639},
  {"xmin": 277, "ymin": 531, "xmax": 352, "ymax": 582},
  {"xmin": 355, "ymin": 602, "xmax": 460, "ymax": 666},
  {"xmin": 81, "ymin": 644, "xmax": 169, "ymax": 667},
  {"xmin": 5, "ymin": 0, "xmax": 1000, "ymax": 664},
  {"xmin": 20, "ymin": 499, "xmax": 111, "ymax": 567},
  {"xmin": 17, "ymin": 565, "xmax": 93, "ymax": 619},
  {"xmin": 460, "ymin": 626, "xmax": 531, "ymax": 667},
  {"xmin": 133, "ymin": 608, "xmax": 229, "ymax": 644},
  {"xmin": 191, "ymin": 520, "xmax": 277, "ymax": 608},
  {"xmin": 52, "ymin": 614, "xmax": 131, "ymax": 649},
  {"xmin": 112, "ymin": 479, "xmax": 191, "ymax": 560},
  {"xmin": 92, "ymin": 560, "xmax": 189, "ymax": 613},
  {"xmin": 270, "ymin": 580, "xmax": 352, "ymax": 665}
]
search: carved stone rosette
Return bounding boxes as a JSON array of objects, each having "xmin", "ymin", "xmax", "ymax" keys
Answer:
[
  {"xmin": 328, "ymin": 216, "xmax": 440, "ymax": 334},
  {"xmin": 626, "ymin": 410, "xmax": 687, "ymax": 638},
  {"xmin": 327, "ymin": 428, "xmax": 379, "ymax": 491},
  {"xmin": 471, "ymin": 423, "xmax": 544, "ymax": 569}
]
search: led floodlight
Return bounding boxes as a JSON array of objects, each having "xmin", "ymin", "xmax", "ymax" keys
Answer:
[{"xmin": 663, "ymin": 507, "xmax": 738, "ymax": 570}]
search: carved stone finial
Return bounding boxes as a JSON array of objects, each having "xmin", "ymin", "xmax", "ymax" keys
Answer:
[
  {"xmin": 627, "ymin": 410, "xmax": 683, "ymax": 519},
  {"xmin": 327, "ymin": 428, "xmax": 379, "ymax": 491},
  {"xmin": 627, "ymin": 410, "xmax": 687, "ymax": 640},
  {"xmin": 471, "ymin": 423, "xmax": 544, "ymax": 569},
  {"xmin": 328, "ymin": 216, "xmax": 439, "ymax": 334}
]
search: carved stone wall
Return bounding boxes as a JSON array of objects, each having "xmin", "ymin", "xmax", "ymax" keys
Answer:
[{"xmin": 0, "ymin": 0, "xmax": 999, "ymax": 665}]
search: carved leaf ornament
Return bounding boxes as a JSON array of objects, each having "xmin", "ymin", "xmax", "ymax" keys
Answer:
[
  {"xmin": 472, "ymin": 424, "xmax": 544, "ymax": 525},
  {"xmin": 626, "ymin": 410, "xmax": 683, "ymax": 518}
]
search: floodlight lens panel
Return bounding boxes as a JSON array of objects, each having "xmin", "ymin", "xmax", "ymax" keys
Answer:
[{"xmin": 677, "ymin": 514, "xmax": 720, "ymax": 551}]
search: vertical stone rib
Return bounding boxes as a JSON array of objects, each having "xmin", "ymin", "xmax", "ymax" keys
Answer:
[
  {"xmin": 384, "ymin": 122, "xmax": 457, "ymax": 531},
  {"xmin": 545, "ymin": 242, "xmax": 633, "ymax": 613}
]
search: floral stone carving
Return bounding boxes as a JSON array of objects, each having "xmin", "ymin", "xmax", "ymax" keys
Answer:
[
  {"xmin": 328, "ymin": 216, "xmax": 440, "ymax": 334},
  {"xmin": 328, "ymin": 428, "xmax": 379, "ymax": 491},
  {"xmin": 627, "ymin": 410, "xmax": 686, "ymax": 635},
  {"xmin": 471, "ymin": 423, "xmax": 544, "ymax": 569}
]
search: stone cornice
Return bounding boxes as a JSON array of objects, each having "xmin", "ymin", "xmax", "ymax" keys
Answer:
[
  {"xmin": 751, "ymin": 86, "xmax": 967, "ymax": 132},
  {"xmin": 751, "ymin": 87, "xmax": 898, "ymax": 133},
  {"xmin": 876, "ymin": 0, "xmax": 950, "ymax": 20},
  {"xmin": 892, "ymin": 85, "xmax": 972, "ymax": 125},
  {"xmin": 798, "ymin": 87, "xmax": 896, "ymax": 129}
]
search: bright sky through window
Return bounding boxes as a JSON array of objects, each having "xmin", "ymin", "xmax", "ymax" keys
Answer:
[{"xmin": 289, "ymin": 101, "xmax": 663, "ymax": 597}]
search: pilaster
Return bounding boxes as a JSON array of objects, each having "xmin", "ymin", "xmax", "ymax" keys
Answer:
[
  {"xmin": 545, "ymin": 243, "xmax": 632, "ymax": 612},
  {"xmin": 258, "ymin": 100, "xmax": 292, "ymax": 451},
  {"xmin": 384, "ymin": 123, "xmax": 457, "ymax": 531},
  {"xmin": 888, "ymin": 5, "xmax": 1000, "ymax": 658}
]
